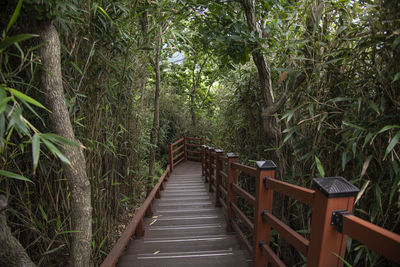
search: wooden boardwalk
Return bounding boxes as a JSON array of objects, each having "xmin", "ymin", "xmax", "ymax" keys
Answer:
[{"xmin": 117, "ymin": 161, "xmax": 252, "ymax": 267}]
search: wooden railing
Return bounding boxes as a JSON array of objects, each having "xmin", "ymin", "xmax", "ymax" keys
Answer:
[
  {"xmin": 100, "ymin": 165, "xmax": 170, "ymax": 267},
  {"xmin": 168, "ymin": 136, "xmax": 205, "ymax": 171},
  {"xmin": 202, "ymin": 145, "xmax": 400, "ymax": 267}
]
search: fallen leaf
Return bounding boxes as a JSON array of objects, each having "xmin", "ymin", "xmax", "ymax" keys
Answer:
[
  {"xmin": 149, "ymin": 219, "xmax": 157, "ymax": 226},
  {"xmin": 153, "ymin": 250, "xmax": 160, "ymax": 255}
]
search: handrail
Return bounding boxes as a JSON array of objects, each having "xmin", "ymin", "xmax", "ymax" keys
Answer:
[
  {"xmin": 171, "ymin": 137, "xmax": 184, "ymax": 147},
  {"xmin": 169, "ymin": 136, "xmax": 205, "ymax": 171},
  {"xmin": 264, "ymin": 177, "xmax": 315, "ymax": 206},
  {"xmin": 231, "ymin": 202, "xmax": 254, "ymax": 232},
  {"xmin": 172, "ymin": 144, "xmax": 184, "ymax": 154},
  {"xmin": 338, "ymin": 213, "xmax": 400, "ymax": 263},
  {"xmin": 231, "ymin": 182, "xmax": 255, "ymax": 206},
  {"xmin": 262, "ymin": 211, "xmax": 309, "ymax": 256},
  {"xmin": 231, "ymin": 162, "xmax": 257, "ymax": 177},
  {"xmin": 101, "ymin": 165, "xmax": 170, "ymax": 267},
  {"xmin": 200, "ymin": 143, "xmax": 400, "ymax": 267}
]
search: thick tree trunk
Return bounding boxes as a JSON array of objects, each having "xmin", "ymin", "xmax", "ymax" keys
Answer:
[
  {"xmin": 148, "ymin": 26, "xmax": 162, "ymax": 183},
  {"xmin": 38, "ymin": 21, "xmax": 92, "ymax": 267},
  {"xmin": 0, "ymin": 195, "xmax": 36, "ymax": 267},
  {"xmin": 240, "ymin": 0, "xmax": 283, "ymax": 142}
]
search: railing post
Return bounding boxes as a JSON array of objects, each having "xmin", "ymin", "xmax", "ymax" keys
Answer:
[
  {"xmin": 135, "ymin": 218, "xmax": 144, "ymax": 237},
  {"xmin": 208, "ymin": 147, "xmax": 214, "ymax": 192},
  {"xmin": 201, "ymin": 145, "xmax": 206, "ymax": 177},
  {"xmin": 226, "ymin": 153, "xmax": 238, "ymax": 232},
  {"xmin": 215, "ymin": 149, "xmax": 223, "ymax": 207},
  {"xmin": 307, "ymin": 177, "xmax": 359, "ymax": 267},
  {"xmin": 204, "ymin": 146, "xmax": 209, "ymax": 183},
  {"xmin": 254, "ymin": 160, "xmax": 277, "ymax": 267},
  {"xmin": 184, "ymin": 135, "xmax": 187, "ymax": 161},
  {"xmin": 145, "ymin": 203, "xmax": 153, "ymax": 216},
  {"xmin": 169, "ymin": 143, "xmax": 174, "ymax": 172}
]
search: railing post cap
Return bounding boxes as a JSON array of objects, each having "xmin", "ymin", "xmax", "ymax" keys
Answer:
[
  {"xmin": 201, "ymin": 145, "xmax": 206, "ymax": 148},
  {"xmin": 256, "ymin": 160, "xmax": 277, "ymax": 170},
  {"xmin": 227, "ymin": 152, "xmax": 238, "ymax": 158},
  {"xmin": 215, "ymin": 149, "xmax": 223, "ymax": 153},
  {"xmin": 208, "ymin": 146, "xmax": 214, "ymax": 151},
  {"xmin": 313, "ymin": 177, "xmax": 359, "ymax": 198}
]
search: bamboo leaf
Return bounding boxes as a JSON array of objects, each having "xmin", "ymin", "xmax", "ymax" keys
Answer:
[
  {"xmin": 0, "ymin": 97, "xmax": 12, "ymax": 114},
  {"xmin": 41, "ymin": 138, "xmax": 71, "ymax": 165},
  {"xmin": 314, "ymin": 156, "xmax": 325, "ymax": 177},
  {"xmin": 40, "ymin": 133, "xmax": 81, "ymax": 147},
  {"xmin": 393, "ymin": 36, "xmax": 400, "ymax": 49},
  {"xmin": 0, "ymin": 169, "xmax": 32, "ymax": 183},
  {"xmin": 355, "ymin": 180, "xmax": 370, "ymax": 205},
  {"xmin": 32, "ymin": 133, "xmax": 40, "ymax": 173},
  {"xmin": 39, "ymin": 204, "xmax": 48, "ymax": 222},
  {"xmin": 70, "ymin": 61, "xmax": 83, "ymax": 75},
  {"xmin": 7, "ymin": 88, "xmax": 48, "ymax": 111},
  {"xmin": 360, "ymin": 155, "xmax": 373, "ymax": 177},
  {"xmin": 384, "ymin": 131, "xmax": 400, "ymax": 159},
  {"xmin": 6, "ymin": 0, "xmax": 24, "ymax": 33},
  {"xmin": 342, "ymin": 121, "xmax": 365, "ymax": 131},
  {"xmin": 377, "ymin": 125, "xmax": 400, "ymax": 134},
  {"xmin": 393, "ymin": 73, "xmax": 400, "ymax": 83},
  {"xmin": 0, "ymin": 34, "xmax": 38, "ymax": 53}
]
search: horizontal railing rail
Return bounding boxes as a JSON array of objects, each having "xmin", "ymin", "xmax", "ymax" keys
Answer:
[
  {"xmin": 201, "ymin": 145, "xmax": 400, "ymax": 267},
  {"xmin": 169, "ymin": 136, "xmax": 205, "ymax": 171},
  {"xmin": 101, "ymin": 165, "xmax": 170, "ymax": 267}
]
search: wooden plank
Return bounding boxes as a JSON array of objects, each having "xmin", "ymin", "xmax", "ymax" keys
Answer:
[
  {"xmin": 219, "ymin": 185, "xmax": 227, "ymax": 198},
  {"xmin": 185, "ymin": 137, "xmax": 202, "ymax": 141},
  {"xmin": 172, "ymin": 144, "xmax": 184, "ymax": 154},
  {"xmin": 174, "ymin": 156, "xmax": 185, "ymax": 167},
  {"xmin": 231, "ymin": 219, "xmax": 253, "ymax": 255},
  {"xmin": 231, "ymin": 202, "xmax": 254, "ymax": 232},
  {"xmin": 343, "ymin": 214, "xmax": 400, "ymax": 264},
  {"xmin": 187, "ymin": 150, "xmax": 201, "ymax": 154},
  {"xmin": 171, "ymin": 137, "xmax": 184, "ymax": 147},
  {"xmin": 231, "ymin": 183, "xmax": 256, "ymax": 206},
  {"xmin": 220, "ymin": 170, "xmax": 227, "ymax": 179},
  {"xmin": 265, "ymin": 178, "xmax": 315, "ymax": 206},
  {"xmin": 260, "ymin": 243, "xmax": 286, "ymax": 267},
  {"xmin": 173, "ymin": 151, "xmax": 184, "ymax": 161},
  {"xmin": 263, "ymin": 211, "xmax": 309, "ymax": 256},
  {"xmin": 231, "ymin": 162, "xmax": 257, "ymax": 177},
  {"xmin": 187, "ymin": 156, "xmax": 201, "ymax": 161},
  {"xmin": 219, "ymin": 196, "xmax": 227, "ymax": 212},
  {"xmin": 186, "ymin": 143, "xmax": 201, "ymax": 147},
  {"xmin": 114, "ymin": 161, "xmax": 252, "ymax": 267}
]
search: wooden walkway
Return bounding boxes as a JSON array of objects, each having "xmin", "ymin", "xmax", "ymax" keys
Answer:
[{"xmin": 117, "ymin": 161, "xmax": 252, "ymax": 267}]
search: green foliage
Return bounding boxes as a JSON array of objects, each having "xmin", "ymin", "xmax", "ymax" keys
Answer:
[{"xmin": 1, "ymin": 0, "xmax": 399, "ymax": 266}]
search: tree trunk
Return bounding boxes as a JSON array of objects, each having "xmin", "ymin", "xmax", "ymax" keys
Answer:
[
  {"xmin": 148, "ymin": 26, "xmax": 162, "ymax": 184},
  {"xmin": 38, "ymin": 21, "xmax": 92, "ymax": 267},
  {"xmin": 0, "ymin": 195, "xmax": 36, "ymax": 267},
  {"xmin": 190, "ymin": 94, "xmax": 196, "ymax": 128},
  {"xmin": 240, "ymin": 0, "xmax": 283, "ymax": 142}
]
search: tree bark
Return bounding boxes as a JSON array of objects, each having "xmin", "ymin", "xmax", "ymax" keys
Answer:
[
  {"xmin": 148, "ymin": 25, "xmax": 162, "ymax": 183},
  {"xmin": 240, "ymin": 0, "xmax": 283, "ymax": 142},
  {"xmin": 0, "ymin": 195, "xmax": 36, "ymax": 267},
  {"xmin": 38, "ymin": 21, "xmax": 92, "ymax": 267}
]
